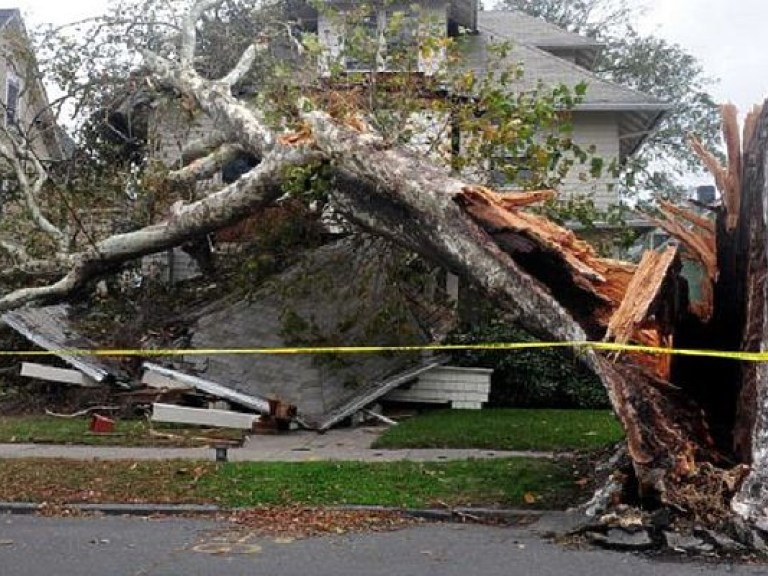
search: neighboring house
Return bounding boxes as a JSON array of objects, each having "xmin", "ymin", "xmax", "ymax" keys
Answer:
[
  {"xmin": 150, "ymin": 2, "xmax": 668, "ymax": 214},
  {"xmin": 308, "ymin": 2, "xmax": 668, "ymax": 210},
  {"xmin": 145, "ymin": 0, "xmax": 670, "ymax": 293},
  {"xmin": 474, "ymin": 10, "xmax": 668, "ymax": 209},
  {"xmin": 0, "ymin": 8, "xmax": 65, "ymax": 165}
]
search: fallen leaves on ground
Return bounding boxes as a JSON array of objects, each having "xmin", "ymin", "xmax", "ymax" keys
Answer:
[
  {"xmin": 0, "ymin": 459, "xmax": 216, "ymax": 505},
  {"xmin": 229, "ymin": 506, "xmax": 419, "ymax": 539}
]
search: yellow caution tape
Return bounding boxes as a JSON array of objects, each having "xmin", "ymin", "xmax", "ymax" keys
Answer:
[{"xmin": 2, "ymin": 341, "xmax": 768, "ymax": 361}]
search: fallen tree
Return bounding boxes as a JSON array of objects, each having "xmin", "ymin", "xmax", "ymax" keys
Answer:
[{"xmin": 3, "ymin": 0, "xmax": 768, "ymax": 540}]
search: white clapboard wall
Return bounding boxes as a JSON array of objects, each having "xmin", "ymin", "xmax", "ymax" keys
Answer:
[{"xmin": 384, "ymin": 366, "xmax": 492, "ymax": 410}]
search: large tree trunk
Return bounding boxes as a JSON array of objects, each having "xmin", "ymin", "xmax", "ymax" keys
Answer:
[{"xmin": 730, "ymin": 106, "xmax": 768, "ymax": 526}]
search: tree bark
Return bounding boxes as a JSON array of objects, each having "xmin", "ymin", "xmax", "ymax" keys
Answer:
[{"xmin": 731, "ymin": 104, "xmax": 768, "ymax": 526}]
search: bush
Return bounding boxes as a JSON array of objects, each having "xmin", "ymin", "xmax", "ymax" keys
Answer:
[{"xmin": 448, "ymin": 320, "xmax": 608, "ymax": 409}]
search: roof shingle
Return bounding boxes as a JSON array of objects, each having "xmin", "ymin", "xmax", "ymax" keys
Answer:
[{"xmin": 478, "ymin": 10, "xmax": 601, "ymax": 49}]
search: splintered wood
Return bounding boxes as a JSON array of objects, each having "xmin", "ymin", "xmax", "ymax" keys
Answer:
[
  {"xmin": 456, "ymin": 186, "xmax": 688, "ymax": 381},
  {"xmin": 690, "ymin": 103, "xmax": 755, "ymax": 232},
  {"xmin": 605, "ymin": 247, "xmax": 679, "ymax": 345},
  {"xmin": 456, "ymin": 185, "xmax": 635, "ymax": 335},
  {"xmin": 604, "ymin": 247, "xmax": 679, "ymax": 379},
  {"xmin": 649, "ymin": 202, "xmax": 716, "ymax": 320}
]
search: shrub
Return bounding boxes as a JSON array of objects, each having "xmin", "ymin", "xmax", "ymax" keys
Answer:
[{"xmin": 448, "ymin": 319, "xmax": 609, "ymax": 409}]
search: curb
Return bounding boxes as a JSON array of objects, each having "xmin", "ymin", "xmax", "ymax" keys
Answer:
[
  {"xmin": 336, "ymin": 504, "xmax": 547, "ymax": 524},
  {"xmin": 0, "ymin": 502, "xmax": 221, "ymax": 516},
  {"xmin": 0, "ymin": 501, "xmax": 563, "ymax": 526}
]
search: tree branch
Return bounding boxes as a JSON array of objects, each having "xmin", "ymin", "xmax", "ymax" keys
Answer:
[
  {"xmin": 143, "ymin": 50, "xmax": 274, "ymax": 154},
  {"xmin": 0, "ymin": 145, "xmax": 319, "ymax": 312},
  {"xmin": 0, "ymin": 138, "xmax": 68, "ymax": 254},
  {"xmin": 0, "ymin": 239, "xmax": 30, "ymax": 262},
  {"xmin": 219, "ymin": 43, "xmax": 260, "ymax": 87},
  {"xmin": 181, "ymin": 131, "xmax": 228, "ymax": 164},
  {"xmin": 180, "ymin": 0, "xmax": 222, "ymax": 68},
  {"xmin": 168, "ymin": 143, "xmax": 244, "ymax": 187}
]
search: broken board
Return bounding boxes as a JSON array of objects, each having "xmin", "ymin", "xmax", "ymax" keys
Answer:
[
  {"xmin": 151, "ymin": 403, "xmax": 259, "ymax": 429},
  {"xmin": 21, "ymin": 362, "xmax": 99, "ymax": 388},
  {"xmin": 143, "ymin": 363, "xmax": 271, "ymax": 414},
  {"xmin": 1, "ymin": 305, "xmax": 122, "ymax": 384},
  {"xmin": 141, "ymin": 369, "xmax": 193, "ymax": 391}
]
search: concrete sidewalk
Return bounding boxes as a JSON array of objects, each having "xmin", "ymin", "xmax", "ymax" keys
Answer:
[{"xmin": 0, "ymin": 427, "xmax": 556, "ymax": 462}]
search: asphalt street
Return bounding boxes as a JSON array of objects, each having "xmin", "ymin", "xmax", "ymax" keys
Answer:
[{"xmin": 0, "ymin": 514, "xmax": 764, "ymax": 576}]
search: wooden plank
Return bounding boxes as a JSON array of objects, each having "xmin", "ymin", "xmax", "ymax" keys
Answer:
[
  {"xmin": 1, "ymin": 306, "xmax": 117, "ymax": 383},
  {"xmin": 141, "ymin": 370, "xmax": 193, "ymax": 391},
  {"xmin": 360, "ymin": 409, "xmax": 397, "ymax": 426},
  {"xmin": 21, "ymin": 362, "xmax": 99, "ymax": 388},
  {"xmin": 143, "ymin": 362, "xmax": 271, "ymax": 414},
  {"xmin": 151, "ymin": 403, "xmax": 259, "ymax": 429},
  {"xmin": 605, "ymin": 246, "xmax": 679, "ymax": 345},
  {"xmin": 315, "ymin": 356, "xmax": 450, "ymax": 431}
]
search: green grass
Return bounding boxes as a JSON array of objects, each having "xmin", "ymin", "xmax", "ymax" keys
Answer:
[
  {"xmin": 372, "ymin": 409, "xmax": 624, "ymax": 451},
  {"xmin": 0, "ymin": 416, "xmax": 244, "ymax": 447},
  {"xmin": 0, "ymin": 457, "xmax": 586, "ymax": 510},
  {"xmin": 201, "ymin": 458, "xmax": 580, "ymax": 508}
]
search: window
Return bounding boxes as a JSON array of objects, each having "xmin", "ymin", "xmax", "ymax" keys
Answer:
[
  {"xmin": 344, "ymin": 12, "xmax": 382, "ymax": 72},
  {"xmin": 384, "ymin": 8, "xmax": 419, "ymax": 70},
  {"xmin": 5, "ymin": 74, "xmax": 20, "ymax": 127}
]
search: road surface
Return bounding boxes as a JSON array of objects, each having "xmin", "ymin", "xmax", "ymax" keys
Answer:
[{"xmin": 0, "ymin": 514, "xmax": 762, "ymax": 575}]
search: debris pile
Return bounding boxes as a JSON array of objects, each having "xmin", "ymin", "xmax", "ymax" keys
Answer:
[
  {"xmin": 0, "ymin": 299, "xmax": 490, "ymax": 435},
  {"xmin": 229, "ymin": 506, "xmax": 418, "ymax": 539},
  {"xmin": 566, "ymin": 505, "xmax": 768, "ymax": 560},
  {"xmin": 0, "ymin": 304, "xmax": 295, "ymax": 434}
]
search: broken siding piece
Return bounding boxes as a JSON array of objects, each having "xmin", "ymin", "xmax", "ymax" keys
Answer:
[
  {"xmin": 151, "ymin": 403, "xmax": 259, "ymax": 429},
  {"xmin": 143, "ymin": 362, "xmax": 272, "ymax": 414},
  {"xmin": 1, "ymin": 305, "xmax": 119, "ymax": 384},
  {"xmin": 21, "ymin": 362, "xmax": 99, "ymax": 387},
  {"xmin": 141, "ymin": 369, "xmax": 193, "ymax": 391},
  {"xmin": 315, "ymin": 357, "xmax": 450, "ymax": 431},
  {"xmin": 384, "ymin": 366, "xmax": 492, "ymax": 409}
]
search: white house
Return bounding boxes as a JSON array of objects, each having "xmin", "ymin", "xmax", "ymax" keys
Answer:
[{"xmin": 307, "ymin": 1, "xmax": 668, "ymax": 210}]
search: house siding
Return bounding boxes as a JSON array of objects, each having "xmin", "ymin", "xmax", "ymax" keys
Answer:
[
  {"xmin": 150, "ymin": 102, "xmax": 218, "ymax": 170},
  {"xmin": 563, "ymin": 112, "xmax": 621, "ymax": 210}
]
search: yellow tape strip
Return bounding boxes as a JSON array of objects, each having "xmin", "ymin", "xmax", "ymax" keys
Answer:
[{"xmin": 2, "ymin": 341, "xmax": 768, "ymax": 361}]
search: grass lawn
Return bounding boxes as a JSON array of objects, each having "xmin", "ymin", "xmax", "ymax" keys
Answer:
[
  {"xmin": 0, "ymin": 416, "xmax": 244, "ymax": 447},
  {"xmin": 372, "ymin": 409, "xmax": 624, "ymax": 451},
  {"xmin": 0, "ymin": 457, "xmax": 586, "ymax": 509}
]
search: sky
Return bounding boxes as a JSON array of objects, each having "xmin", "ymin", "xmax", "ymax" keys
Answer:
[
  {"xmin": 3, "ymin": 0, "xmax": 767, "ymax": 122},
  {"xmin": 637, "ymin": 0, "xmax": 768, "ymax": 115}
]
